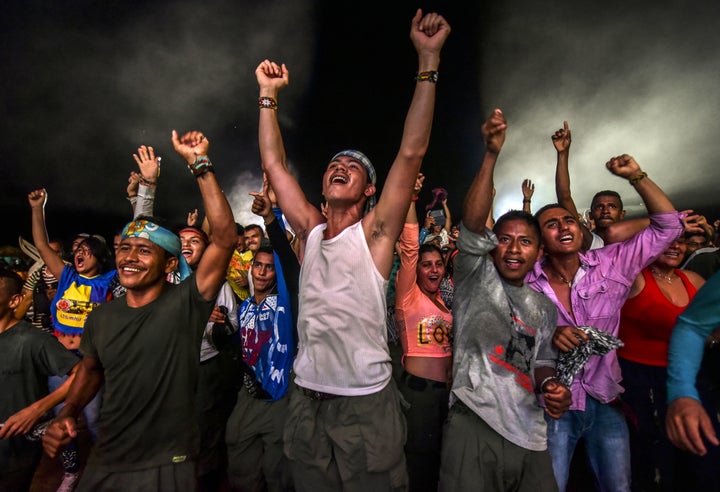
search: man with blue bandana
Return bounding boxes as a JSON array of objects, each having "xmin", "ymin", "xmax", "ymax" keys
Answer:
[
  {"xmin": 42, "ymin": 131, "xmax": 237, "ymax": 492},
  {"xmin": 256, "ymin": 10, "xmax": 451, "ymax": 491}
]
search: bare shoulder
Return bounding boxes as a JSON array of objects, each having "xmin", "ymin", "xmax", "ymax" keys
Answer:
[
  {"xmin": 628, "ymin": 271, "xmax": 646, "ymax": 299},
  {"xmin": 683, "ymin": 269, "xmax": 706, "ymax": 291}
]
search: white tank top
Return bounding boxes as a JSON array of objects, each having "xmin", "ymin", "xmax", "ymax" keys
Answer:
[{"xmin": 293, "ymin": 221, "xmax": 391, "ymax": 396}]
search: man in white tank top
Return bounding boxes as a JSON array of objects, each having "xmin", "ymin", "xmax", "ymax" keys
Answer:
[{"xmin": 254, "ymin": 9, "xmax": 451, "ymax": 491}]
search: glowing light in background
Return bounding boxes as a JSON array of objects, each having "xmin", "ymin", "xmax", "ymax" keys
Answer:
[{"xmin": 479, "ymin": 2, "xmax": 720, "ymax": 220}]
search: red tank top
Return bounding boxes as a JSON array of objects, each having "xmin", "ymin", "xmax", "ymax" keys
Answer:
[{"xmin": 618, "ymin": 268, "xmax": 697, "ymax": 367}]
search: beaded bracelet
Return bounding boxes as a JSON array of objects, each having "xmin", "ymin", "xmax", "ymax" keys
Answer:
[
  {"xmin": 259, "ymin": 96, "xmax": 278, "ymax": 110},
  {"xmin": 629, "ymin": 171, "xmax": 647, "ymax": 185},
  {"xmin": 188, "ymin": 156, "xmax": 215, "ymax": 177},
  {"xmin": 416, "ymin": 71, "xmax": 439, "ymax": 83}
]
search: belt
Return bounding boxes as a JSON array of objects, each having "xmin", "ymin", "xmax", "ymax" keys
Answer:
[
  {"xmin": 401, "ymin": 371, "xmax": 448, "ymax": 391},
  {"xmin": 297, "ymin": 384, "xmax": 342, "ymax": 401}
]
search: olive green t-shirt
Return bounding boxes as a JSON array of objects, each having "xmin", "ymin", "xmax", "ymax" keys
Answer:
[{"xmin": 80, "ymin": 276, "xmax": 214, "ymax": 471}]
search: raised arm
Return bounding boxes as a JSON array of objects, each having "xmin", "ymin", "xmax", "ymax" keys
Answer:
[
  {"xmin": 485, "ymin": 188, "xmax": 496, "ymax": 229},
  {"xmin": 171, "ymin": 131, "xmax": 237, "ymax": 301},
  {"xmin": 552, "ymin": 121, "xmax": 593, "ymax": 250},
  {"xmin": 521, "ymin": 179, "xmax": 534, "ymax": 213},
  {"xmin": 131, "ymin": 145, "xmax": 160, "ymax": 219},
  {"xmin": 27, "ymin": 189, "xmax": 66, "ymax": 280},
  {"xmin": 126, "ymin": 172, "xmax": 140, "ymax": 211},
  {"xmin": 365, "ymin": 10, "xmax": 450, "ymax": 275},
  {"xmin": 605, "ymin": 155, "xmax": 675, "ymax": 214},
  {"xmin": 441, "ymin": 196, "xmax": 452, "ymax": 233},
  {"xmin": 396, "ymin": 174, "xmax": 425, "ymax": 298},
  {"xmin": 250, "ymin": 179, "xmax": 301, "ymax": 291},
  {"xmin": 462, "ymin": 109, "xmax": 507, "ymax": 233},
  {"xmin": 256, "ymin": 60, "xmax": 324, "ymax": 243}
]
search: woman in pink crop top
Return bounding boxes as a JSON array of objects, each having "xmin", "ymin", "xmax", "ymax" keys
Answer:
[
  {"xmin": 394, "ymin": 176, "xmax": 452, "ymax": 491},
  {"xmin": 618, "ymin": 234, "xmax": 705, "ymax": 490}
]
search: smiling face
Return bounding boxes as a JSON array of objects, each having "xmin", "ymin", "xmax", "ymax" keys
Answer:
[
  {"xmin": 179, "ymin": 230, "xmax": 208, "ymax": 268},
  {"xmin": 490, "ymin": 219, "xmax": 542, "ymax": 286},
  {"xmin": 115, "ymin": 237, "xmax": 177, "ymax": 291},
  {"xmin": 416, "ymin": 248, "xmax": 445, "ymax": 297},
  {"xmin": 654, "ymin": 237, "xmax": 687, "ymax": 269},
  {"xmin": 322, "ymin": 156, "xmax": 375, "ymax": 206},
  {"xmin": 244, "ymin": 226, "xmax": 264, "ymax": 254},
  {"xmin": 537, "ymin": 207, "xmax": 583, "ymax": 257}
]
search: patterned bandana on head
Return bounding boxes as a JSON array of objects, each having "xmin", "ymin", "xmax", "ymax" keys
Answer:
[
  {"xmin": 331, "ymin": 149, "xmax": 377, "ymax": 215},
  {"xmin": 121, "ymin": 219, "xmax": 192, "ymax": 281}
]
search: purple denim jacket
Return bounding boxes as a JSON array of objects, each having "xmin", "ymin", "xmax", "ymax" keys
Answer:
[{"xmin": 526, "ymin": 212, "xmax": 683, "ymax": 410}]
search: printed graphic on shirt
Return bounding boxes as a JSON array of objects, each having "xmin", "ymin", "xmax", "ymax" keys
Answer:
[
  {"xmin": 227, "ymin": 249, "xmax": 253, "ymax": 301},
  {"xmin": 488, "ymin": 314, "xmax": 536, "ymax": 393},
  {"xmin": 55, "ymin": 282, "xmax": 101, "ymax": 329},
  {"xmin": 241, "ymin": 307, "xmax": 273, "ymax": 367},
  {"xmin": 416, "ymin": 314, "xmax": 452, "ymax": 353}
]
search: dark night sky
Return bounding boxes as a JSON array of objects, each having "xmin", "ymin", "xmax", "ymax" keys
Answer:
[{"xmin": 3, "ymin": 0, "xmax": 719, "ymax": 253}]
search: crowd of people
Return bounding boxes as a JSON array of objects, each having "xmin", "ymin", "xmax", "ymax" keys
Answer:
[{"xmin": 2, "ymin": 8, "xmax": 720, "ymax": 492}]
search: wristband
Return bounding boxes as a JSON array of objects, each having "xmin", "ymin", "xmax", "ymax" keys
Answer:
[
  {"xmin": 629, "ymin": 171, "xmax": 647, "ymax": 185},
  {"xmin": 538, "ymin": 376, "xmax": 559, "ymax": 393},
  {"xmin": 523, "ymin": 199, "xmax": 531, "ymax": 203},
  {"xmin": 259, "ymin": 96, "xmax": 278, "ymax": 110},
  {"xmin": 138, "ymin": 175, "xmax": 157, "ymax": 188},
  {"xmin": 416, "ymin": 71, "xmax": 438, "ymax": 83},
  {"xmin": 188, "ymin": 156, "xmax": 215, "ymax": 177}
]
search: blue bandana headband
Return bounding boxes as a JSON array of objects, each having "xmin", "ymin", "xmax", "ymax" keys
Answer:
[
  {"xmin": 331, "ymin": 149, "xmax": 377, "ymax": 215},
  {"xmin": 121, "ymin": 219, "xmax": 192, "ymax": 281}
]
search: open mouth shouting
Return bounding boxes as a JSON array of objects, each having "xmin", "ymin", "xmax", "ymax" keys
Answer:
[
  {"xmin": 503, "ymin": 256, "xmax": 524, "ymax": 270},
  {"xmin": 330, "ymin": 173, "xmax": 349, "ymax": 185}
]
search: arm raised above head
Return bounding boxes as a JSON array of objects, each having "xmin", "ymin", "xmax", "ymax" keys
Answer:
[
  {"xmin": 605, "ymin": 154, "xmax": 675, "ymax": 214},
  {"xmin": 27, "ymin": 189, "xmax": 66, "ymax": 280},
  {"xmin": 171, "ymin": 130, "xmax": 237, "ymax": 301},
  {"xmin": 256, "ymin": 60, "xmax": 324, "ymax": 243},
  {"xmin": 365, "ymin": 10, "xmax": 451, "ymax": 275},
  {"xmin": 462, "ymin": 109, "xmax": 506, "ymax": 234},
  {"xmin": 552, "ymin": 121, "xmax": 593, "ymax": 250}
]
